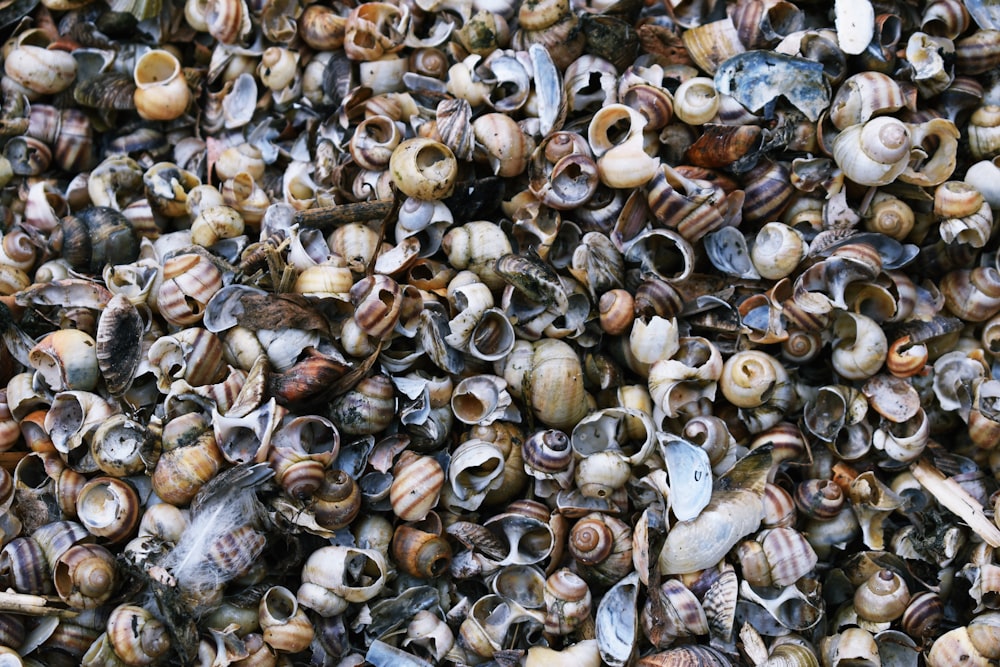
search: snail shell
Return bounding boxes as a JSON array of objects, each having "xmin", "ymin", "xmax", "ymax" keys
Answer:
[
  {"xmin": 544, "ymin": 568, "xmax": 591, "ymax": 634},
  {"xmin": 389, "ymin": 451, "xmax": 444, "ymax": 522},
  {"xmin": 50, "ymin": 207, "xmax": 140, "ymax": 275},
  {"xmin": 132, "ymin": 50, "xmax": 192, "ymax": 122},
  {"xmin": 76, "ymin": 477, "xmax": 141, "ymax": 545},
  {"xmin": 53, "ymin": 543, "xmax": 119, "ymax": 609},
  {"xmin": 389, "ymin": 138, "xmax": 458, "ymax": 200},
  {"xmin": 391, "ymin": 522, "xmax": 453, "ymax": 579},
  {"xmin": 720, "ymin": 350, "xmax": 789, "ymax": 408},
  {"xmin": 28, "ymin": 329, "xmax": 99, "ymax": 393},
  {"xmin": 314, "ymin": 470, "xmax": 362, "ymax": 530},
  {"xmin": 259, "ymin": 585, "xmax": 315, "ymax": 653},
  {"xmin": 832, "ymin": 117, "xmax": 912, "ymax": 186},
  {"xmin": 0, "ymin": 536, "xmax": 52, "ymax": 594},
  {"xmin": 854, "ymin": 568, "xmax": 910, "ymax": 623},
  {"xmin": 569, "ymin": 513, "xmax": 633, "ymax": 586},
  {"xmin": 107, "ymin": 604, "xmax": 171, "ymax": 666}
]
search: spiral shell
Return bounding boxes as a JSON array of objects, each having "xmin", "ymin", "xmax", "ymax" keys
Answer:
[
  {"xmin": 107, "ymin": 604, "xmax": 171, "ymax": 666},
  {"xmin": 391, "ymin": 522, "xmax": 453, "ymax": 579},
  {"xmin": 390, "ymin": 452, "xmax": 444, "ymax": 522},
  {"xmin": 53, "ymin": 543, "xmax": 119, "ymax": 609},
  {"xmin": 833, "ymin": 117, "xmax": 912, "ymax": 186},
  {"xmin": 569, "ymin": 513, "xmax": 632, "ymax": 586}
]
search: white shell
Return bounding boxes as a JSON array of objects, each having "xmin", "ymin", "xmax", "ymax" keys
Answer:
[{"xmin": 835, "ymin": 0, "xmax": 875, "ymax": 55}]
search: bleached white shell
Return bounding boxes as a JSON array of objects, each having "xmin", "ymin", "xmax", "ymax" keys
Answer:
[{"xmin": 835, "ymin": 0, "xmax": 875, "ymax": 54}]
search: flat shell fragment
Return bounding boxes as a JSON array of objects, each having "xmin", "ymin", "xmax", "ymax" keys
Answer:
[
  {"xmin": 835, "ymin": 0, "xmax": 876, "ymax": 54},
  {"xmin": 660, "ymin": 436, "xmax": 713, "ymax": 521},
  {"xmin": 714, "ymin": 51, "xmax": 831, "ymax": 121},
  {"xmin": 597, "ymin": 572, "xmax": 639, "ymax": 666},
  {"xmin": 96, "ymin": 294, "xmax": 144, "ymax": 396}
]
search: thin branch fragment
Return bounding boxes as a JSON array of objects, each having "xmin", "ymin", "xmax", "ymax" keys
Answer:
[
  {"xmin": 293, "ymin": 201, "xmax": 394, "ymax": 230},
  {"xmin": 0, "ymin": 590, "xmax": 79, "ymax": 618},
  {"xmin": 910, "ymin": 459, "xmax": 1000, "ymax": 547}
]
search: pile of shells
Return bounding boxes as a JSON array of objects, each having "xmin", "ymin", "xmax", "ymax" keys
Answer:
[{"xmin": 3, "ymin": 0, "xmax": 1000, "ymax": 664}]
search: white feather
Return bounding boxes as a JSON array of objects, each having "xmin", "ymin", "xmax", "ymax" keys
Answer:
[{"xmin": 161, "ymin": 464, "xmax": 272, "ymax": 602}]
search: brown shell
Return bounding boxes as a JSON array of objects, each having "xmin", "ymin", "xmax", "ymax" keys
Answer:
[
  {"xmin": 314, "ymin": 469, "xmax": 363, "ymax": 529},
  {"xmin": 53, "ymin": 543, "xmax": 119, "ymax": 609},
  {"xmin": 391, "ymin": 523, "xmax": 453, "ymax": 579}
]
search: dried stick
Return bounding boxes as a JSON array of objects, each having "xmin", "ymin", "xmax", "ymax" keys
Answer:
[
  {"xmin": 292, "ymin": 201, "xmax": 394, "ymax": 231},
  {"xmin": 910, "ymin": 459, "xmax": 1000, "ymax": 547},
  {"xmin": 0, "ymin": 590, "xmax": 79, "ymax": 618}
]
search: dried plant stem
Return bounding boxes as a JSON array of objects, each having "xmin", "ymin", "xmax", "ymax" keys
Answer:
[
  {"xmin": 910, "ymin": 459, "xmax": 1000, "ymax": 547},
  {"xmin": 0, "ymin": 590, "xmax": 78, "ymax": 618},
  {"xmin": 293, "ymin": 201, "xmax": 394, "ymax": 230}
]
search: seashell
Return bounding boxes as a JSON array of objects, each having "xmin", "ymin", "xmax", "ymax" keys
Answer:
[
  {"xmin": 830, "ymin": 312, "xmax": 888, "ymax": 381},
  {"xmin": 107, "ymin": 604, "xmax": 171, "ymax": 666},
  {"xmin": 446, "ymin": 438, "xmax": 507, "ymax": 510},
  {"xmin": 829, "ymin": 72, "xmax": 907, "ymax": 130},
  {"xmin": 737, "ymin": 527, "xmax": 818, "ymax": 588},
  {"xmin": 96, "ymin": 294, "xmax": 144, "ymax": 397},
  {"xmin": 392, "ymin": 521, "xmax": 453, "ymax": 579},
  {"xmin": 387, "ymin": 138, "xmax": 457, "ymax": 201},
  {"xmin": 762, "ymin": 483, "xmax": 797, "ymax": 529},
  {"xmin": 942, "ymin": 268, "xmax": 1000, "ymax": 322},
  {"xmin": 45, "ymin": 391, "xmax": 115, "ymax": 458},
  {"xmin": 299, "ymin": 5, "xmax": 346, "ymax": 50},
  {"xmin": 681, "ymin": 17, "xmax": 744, "ymax": 75},
  {"xmin": 132, "ymin": 50, "xmax": 191, "ymax": 122},
  {"xmin": 53, "ymin": 543, "xmax": 119, "ymax": 609},
  {"xmin": 26, "ymin": 106, "xmax": 95, "ymax": 173},
  {"xmin": 901, "ymin": 591, "xmax": 943, "ymax": 640},
  {"xmin": 259, "ymin": 585, "xmax": 315, "ymax": 653},
  {"xmin": 636, "ymin": 646, "xmax": 732, "ymax": 667},
  {"xmin": 0, "ymin": 536, "xmax": 52, "ymax": 595},
  {"xmin": 298, "ymin": 545, "xmax": 387, "ymax": 616},
  {"xmin": 389, "ymin": 451, "xmax": 444, "ymax": 522},
  {"xmin": 543, "ymin": 568, "xmax": 591, "ymax": 634},
  {"xmin": 720, "ymin": 349, "xmax": 790, "ymax": 409},
  {"xmin": 906, "ymin": 32, "xmax": 955, "ymax": 98},
  {"xmin": 151, "ymin": 430, "xmax": 225, "ymax": 506},
  {"xmin": 155, "ymin": 254, "xmax": 224, "ymax": 327},
  {"xmin": 258, "ymin": 47, "xmax": 299, "ymax": 92},
  {"xmin": 659, "ymin": 446, "xmax": 772, "ymax": 575},
  {"xmin": 29, "ymin": 329, "xmax": 99, "ymax": 393},
  {"xmin": 402, "ymin": 610, "xmax": 454, "ymax": 662},
  {"xmin": 4, "ymin": 37, "xmax": 78, "ymax": 96},
  {"xmin": 714, "ymin": 50, "xmax": 830, "ymax": 121},
  {"xmin": 569, "ymin": 513, "xmax": 632, "ymax": 586},
  {"xmin": 496, "ymin": 338, "xmax": 587, "ymax": 431},
  {"xmin": 350, "ymin": 116, "xmax": 403, "ymax": 172},
  {"xmin": 483, "ymin": 506, "xmax": 555, "ymax": 566},
  {"xmin": 832, "ymin": 117, "xmax": 912, "ymax": 186},
  {"xmin": 190, "ymin": 206, "xmax": 244, "ymax": 249},
  {"xmin": 644, "ymin": 166, "xmax": 737, "ymax": 244},
  {"xmin": 588, "ymin": 104, "xmax": 659, "ymax": 188},
  {"xmin": 50, "ymin": 208, "xmax": 140, "ymax": 275},
  {"xmin": 147, "ymin": 328, "xmax": 228, "ymax": 391},
  {"xmin": 854, "ymin": 569, "xmax": 910, "ymax": 623},
  {"xmin": 643, "ymin": 577, "xmax": 708, "ymax": 648},
  {"xmin": 596, "ymin": 572, "xmax": 640, "ymax": 666},
  {"xmin": 76, "ymin": 477, "xmax": 141, "ymax": 544}
]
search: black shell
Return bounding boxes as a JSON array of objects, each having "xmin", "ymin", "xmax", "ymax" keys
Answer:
[
  {"xmin": 51, "ymin": 207, "xmax": 139, "ymax": 274},
  {"xmin": 96, "ymin": 294, "xmax": 144, "ymax": 396}
]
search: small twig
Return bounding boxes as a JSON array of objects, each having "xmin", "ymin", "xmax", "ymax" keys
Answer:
[
  {"xmin": 911, "ymin": 459, "xmax": 1000, "ymax": 547},
  {"xmin": 292, "ymin": 201, "xmax": 395, "ymax": 231},
  {"xmin": 0, "ymin": 590, "xmax": 79, "ymax": 618}
]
